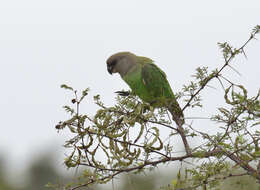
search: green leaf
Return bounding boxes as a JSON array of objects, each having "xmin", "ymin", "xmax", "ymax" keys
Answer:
[{"xmin": 60, "ymin": 84, "xmax": 74, "ymax": 91}]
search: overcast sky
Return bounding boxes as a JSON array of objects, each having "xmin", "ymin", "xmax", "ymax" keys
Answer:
[{"xmin": 0, "ymin": 0, "xmax": 259, "ymax": 180}]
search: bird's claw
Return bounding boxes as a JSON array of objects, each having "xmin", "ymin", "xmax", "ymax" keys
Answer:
[{"xmin": 115, "ymin": 91, "xmax": 131, "ymax": 96}]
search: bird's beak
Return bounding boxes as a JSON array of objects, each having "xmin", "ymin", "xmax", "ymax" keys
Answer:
[{"xmin": 107, "ymin": 65, "xmax": 113, "ymax": 75}]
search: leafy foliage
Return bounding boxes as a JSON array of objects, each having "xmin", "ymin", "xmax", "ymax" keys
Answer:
[{"xmin": 55, "ymin": 25, "xmax": 260, "ymax": 190}]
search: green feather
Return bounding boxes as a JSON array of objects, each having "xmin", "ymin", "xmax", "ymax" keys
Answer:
[{"xmin": 122, "ymin": 56, "xmax": 184, "ymax": 124}]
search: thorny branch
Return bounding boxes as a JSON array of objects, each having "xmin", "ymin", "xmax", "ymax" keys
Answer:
[
  {"xmin": 70, "ymin": 149, "xmax": 224, "ymax": 190},
  {"xmin": 190, "ymin": 121, "xmax": 259, "ymax": 166},
  {"xmin": 182, "ymin": 29, "xmax": 257, "ymax": 112},
  {"xmin": 55, "ymin": 25, "xmax": 260, "ymax": 190}
]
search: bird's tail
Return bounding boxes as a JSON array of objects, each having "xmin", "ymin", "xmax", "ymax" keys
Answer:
[
  {"xmin": 167, "ymin": 99, "xmax": 191, "ymax": 154},
  {"xmin": 167, "ymin": 100, "xmax": 185, "ymax": 126}
]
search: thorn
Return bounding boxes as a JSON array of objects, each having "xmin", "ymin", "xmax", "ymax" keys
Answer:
[
  {"xmin": 241, "ymin": 48, "xmax": 248, "ymax": 59},
  {"xmin": 216, "ymin": 76, "xmax": 225, "ymax": 91},
  {"xmin": 228, "ymin": 65, "xmax": 242, "ymax": 76},
  {"xmin": 205, "ymin": 84, "xmax": 217, "ymax": 90}
]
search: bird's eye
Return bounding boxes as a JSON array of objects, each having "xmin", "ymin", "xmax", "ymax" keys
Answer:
[{"xmin": 111, "ymin": 60, "xmax": 117, "ymax": 66}]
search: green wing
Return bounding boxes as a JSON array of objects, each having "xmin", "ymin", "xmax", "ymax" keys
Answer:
[
  {"xmin": 141, "ymin": 63, "xmax": 174, "ymax": 104},
  {"xmin": 141, "ymin": 62, "xmax": 184, "ymax": 122}
]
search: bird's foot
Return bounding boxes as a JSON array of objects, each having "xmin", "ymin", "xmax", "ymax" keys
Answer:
[{"xmin": 115, "ymin": 91, "xmax": 131, "ymax": 96}]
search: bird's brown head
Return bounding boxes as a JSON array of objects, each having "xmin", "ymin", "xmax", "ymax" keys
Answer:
[{"xmin": 106, "ymin": 52, "xmax": 136, "ymax": 76}]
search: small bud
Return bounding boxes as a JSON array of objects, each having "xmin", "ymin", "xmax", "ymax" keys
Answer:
[
  {"xmin": 71, "ymin": 99, "xmax": 77, "ymax": 104},
  {"xmin": 55, "ymin": 124, "xmax": 61, "ymax": 129}
]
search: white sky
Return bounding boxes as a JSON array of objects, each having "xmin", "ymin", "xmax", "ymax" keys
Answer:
[{"xmin": 0, "ymin": 0, "xmax": 259, "ymax": 179}]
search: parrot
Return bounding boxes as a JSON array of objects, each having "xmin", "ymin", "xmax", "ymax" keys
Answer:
[{"xmin": 106, "ymin": 52, "xmax": 184, "ymax": 126}]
